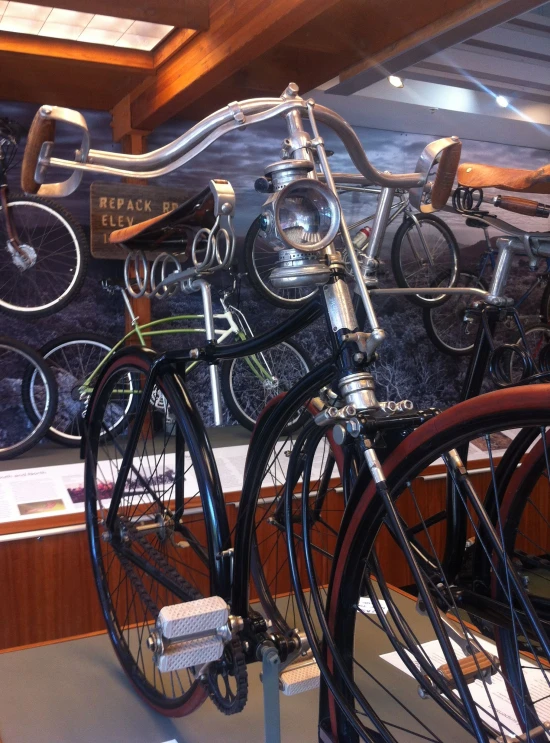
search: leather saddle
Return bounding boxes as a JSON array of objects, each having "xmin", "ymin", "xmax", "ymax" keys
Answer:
[
  {"xmin": 458, "ymin": 162, "xmax": 550, "ymax": 195},
  {"xmin": 109, "ymin": 187, "xmax": 215, "ymax": 250}
]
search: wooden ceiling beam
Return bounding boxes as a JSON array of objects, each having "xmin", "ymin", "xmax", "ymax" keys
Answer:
[
  {"xmin": 13, "ymin": 0, "xmax": 209, "ymax": 29},
  {"xmin": 330, "ymin": 0, "xmax": 550, "ymax": 95},
  {"xmin": 0, "ymin": 31, "xmax": 154, "ymax": 70},
  {"xmin": 126, "ymin": 0, "xmax": 342, "ymax": 132},
  {"xmin": 153, "ymin": 28, "xmax": 199, "ymax": 67}
]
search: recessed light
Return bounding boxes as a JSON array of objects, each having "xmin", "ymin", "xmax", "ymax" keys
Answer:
[
  {"xmin": 496, "ymin": 95, "xmax": 509, "ymax": 108},
  {"xmin": 4, "ymin": 3, "xmax": 52, "ymax": 21},
  {"xmin": 0, "ymin": 4, "xmax": 174, "ymax": 50},
  {"xmin": 388, "ymin": 75, "xmax": 404, "ymax": 88}
]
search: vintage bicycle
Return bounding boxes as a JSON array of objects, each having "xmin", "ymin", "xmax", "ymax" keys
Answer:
[
  {"xmin": 0, "ymin": 116, "xmax": 88, "ymax": 317},
  {"xmin": 423, "ymin": 185, "xmax": 550, "ymax": 364},
  {"xmin": 23, "ymin": 84, "xmax": 550, "ymax": 743}
]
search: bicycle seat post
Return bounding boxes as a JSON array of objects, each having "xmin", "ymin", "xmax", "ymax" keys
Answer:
[{"xmin": 191, "ymin": 277, "xmax": 223, "ymax": 426}]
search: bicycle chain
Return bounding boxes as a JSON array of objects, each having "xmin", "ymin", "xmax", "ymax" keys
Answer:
[{"xmin": 128, "ymin": 524, "xmax": 203, "ymax": 603}]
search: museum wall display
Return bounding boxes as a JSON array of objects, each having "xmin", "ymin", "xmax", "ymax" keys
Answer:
[{"xmin": 2, "ymin": 99, "xmax": 549, "ymax": 423}]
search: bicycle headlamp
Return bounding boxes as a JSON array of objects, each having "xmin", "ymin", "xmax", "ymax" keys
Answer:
[{"xmin": 259, "ymin": 176, "xmax": 341, "ymax": 254}]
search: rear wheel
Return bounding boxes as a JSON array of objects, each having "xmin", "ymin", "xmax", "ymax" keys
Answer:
[
  {"xmin": 0, "ymin": 194, "xmax": 87, "ymax": 317},
  {"xmin": 391, "ymin": 213, "xmax": 460, "ymax": 306},
  {"xmin": 85, "ymin": 348, "xmax": 228, "ymax": 715}
]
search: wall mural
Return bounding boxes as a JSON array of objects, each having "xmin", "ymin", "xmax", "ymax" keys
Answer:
[{"xmin": 2, "ymin": 99, "xmax": 549, "ymax": 425}]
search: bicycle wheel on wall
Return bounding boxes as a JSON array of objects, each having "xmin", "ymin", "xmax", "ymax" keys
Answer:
[
  {"xmin": 243, "ymin": 215, "xmax": 318, "ymax": 309},
  {"xmin": 391, "ymin": 213, "xmax": 460, "ymax": 306},
  {"xmin": 25, "ymin": 332, "xmax": 115, "ymax": 447},
  {"xmin": 313, "ymin": 386, "xmax": 550, "ymax": 742},
  {"xmin": 85, "ymin": 347, "xmax": 231, "ymax": 715},
  {"xmin": 220, "ymin": 339, "xmax": 313, "ymax": 431},
  {"xmin": 0, "ymin": 194, "xmax": 88, "ymax": 317},
  {"xmin": 0, "ymin": 336, "xmax": 57, "ymax": 460}
]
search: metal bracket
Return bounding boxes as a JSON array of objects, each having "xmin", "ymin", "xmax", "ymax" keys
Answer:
[{"xmin": 261, "ymin": 645, "xmax": 282, "ymax": 743}]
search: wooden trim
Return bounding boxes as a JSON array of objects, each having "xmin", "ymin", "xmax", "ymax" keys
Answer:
[{"xmin": 0, "ymin": 31, "xmax": 154, "ymax": 70}]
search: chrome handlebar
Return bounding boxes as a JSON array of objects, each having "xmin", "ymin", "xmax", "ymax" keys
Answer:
[{"xmin": 24, "ymin": 90, "xmax": 427, "ymax": 198}]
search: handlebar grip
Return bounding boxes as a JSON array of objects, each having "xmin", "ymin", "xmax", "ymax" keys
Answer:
[
  {"xmin": 494, "ymin": 195, "xmax": 550, "ymax": 218},
  {"xmin": 430, "ymin": 140, "xmax": 462, "ymax": 210},
  {"xmin": 21, "ymin": 107, "xmax": 56, "ymax": 194}
]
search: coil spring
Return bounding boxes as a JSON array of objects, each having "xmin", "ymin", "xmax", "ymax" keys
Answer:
[
  {"xmin": 123, "ymin": 215, "xmax": 236, "ymax": 300},
  {"xmin": 489, "ymin": 343, "xmax": 535, "ymax": 387},
  {"xmin": 452, "ymin": 186, "xmax": 484, "ymax": 213}
]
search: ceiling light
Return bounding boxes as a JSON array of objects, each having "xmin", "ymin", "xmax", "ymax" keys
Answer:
[
  {"xmin": 388, "ymin": 75, "xmax": 404, "ymax": 88},
  {"xmin": 496, "ymin": 95, "xmax": 509, "ymax": 108},
  {"xmin": 0, "ymin": 2, "xmax": 174, "ymax": 50}
]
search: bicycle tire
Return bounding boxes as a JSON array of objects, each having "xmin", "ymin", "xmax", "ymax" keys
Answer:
[
  {"xmin": 243, "ymin": 215, "xmax": 318, "ymax": 309},
  {"xmin": 423, "ymin": 272, "xmax": 487, "ymax": 356},
  {"xmin": 25, "ymin": 332, "xmax": 115, "ymax": 447},
  {"xmin": 0, "ymin": 335, "xmax": 57, "ymax": 459},
  {"xmin": 220, "ymin": 339, "xmax": 313, "ymax": 431},
  {"xmin": 391, "ymin": 212, "xmax": 461, "ymax": 307},
  {"xmin": 320, "ymin": 385, "xmax": 550, "ymax": 742},
  {"xmin": 85, "ymin": 347, "xmax": 231, "ymax": 715},
  {"xmin": 0, "ymin": 193, "xmax": 88, "ymax": 317}
]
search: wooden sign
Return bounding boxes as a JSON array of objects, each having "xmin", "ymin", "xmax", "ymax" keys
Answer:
[{"xmin": 90, "ymin": 181, "xmax": 189, "ymax": 259}]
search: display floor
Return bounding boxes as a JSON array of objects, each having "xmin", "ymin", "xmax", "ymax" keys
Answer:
[{"xmin": 0, "ymin": 592, "xmax": 476, "ymax": 743}]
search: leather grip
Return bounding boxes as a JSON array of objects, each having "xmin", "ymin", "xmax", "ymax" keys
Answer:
[
  {"xmin": 430, "ymin": 140, "xmax": 462, "ymax": 210},
  {"xmin": 21, "ymin": 109, "xmax": 56, "ymax": 194},
  {"xmin": 494, "ymin": 195, "xmax": 549, "ymax": 218}
]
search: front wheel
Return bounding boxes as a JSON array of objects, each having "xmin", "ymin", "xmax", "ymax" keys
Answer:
[
  {"xmin": 220, "ymin": 339, "xmax": 312, "ymax": 431},
  {"xmin": 391, "ymin": 212, "xmax": 460, "ymax": 306},
  {"xmin": 0, "ymin": 194, "xmax": 88, "ymax": 317}
]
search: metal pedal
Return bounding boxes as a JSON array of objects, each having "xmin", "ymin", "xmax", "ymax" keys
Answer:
[
  {"xmin": 148, "ymin": 596, "xmax": 232, "ymax": 672},
  {"xmin": 280, "ymin": 658, "xmax": 320, "ymax": 695}
]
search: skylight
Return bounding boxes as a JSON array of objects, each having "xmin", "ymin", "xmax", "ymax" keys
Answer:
[{"xmin": 0, "ymin": 2, "xmax": 174, "ymax": 50}]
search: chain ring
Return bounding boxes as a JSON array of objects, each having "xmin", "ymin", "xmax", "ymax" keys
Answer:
[{"xmin": 205, "ymin": 638, "xmax": 248, "ymax": 715}]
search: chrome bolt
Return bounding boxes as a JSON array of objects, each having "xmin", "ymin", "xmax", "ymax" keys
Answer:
[
  {"xmin": 418, "ymin": 685, "xmax": 429, "ymax": 700},
  {"xmin": 101, "ymin": 531, "xmax": 111, "ymax": 542}
]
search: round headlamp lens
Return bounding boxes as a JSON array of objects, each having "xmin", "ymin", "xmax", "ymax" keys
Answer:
[{"xmin": 275, "ymin": 180, "xmax": 340, "ymax": 252}]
